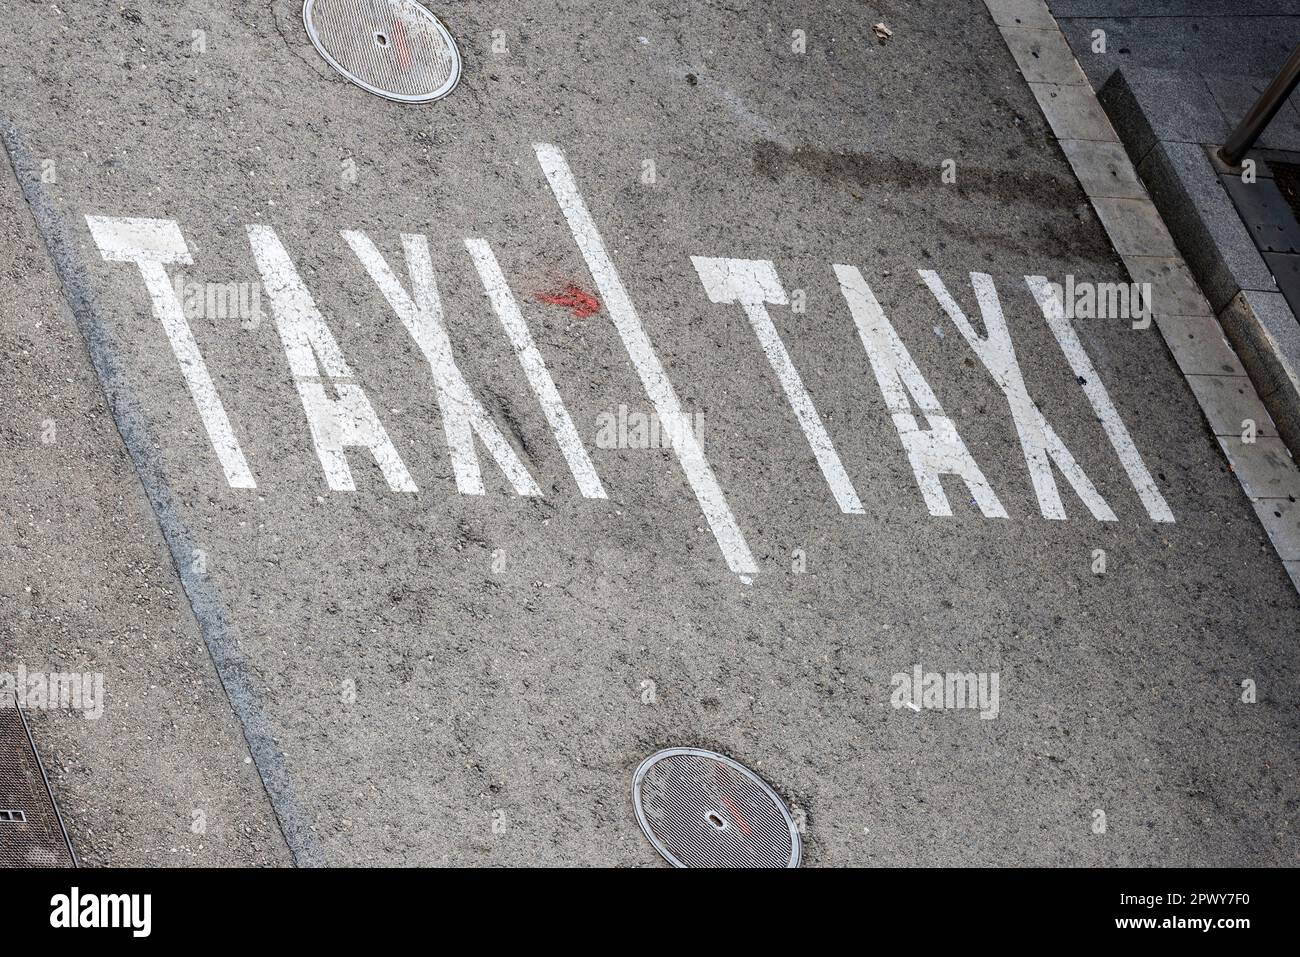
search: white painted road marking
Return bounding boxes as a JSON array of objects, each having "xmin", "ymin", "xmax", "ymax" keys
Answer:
[
  {"xmin": 536, "ymin": 143, "xmax": 759, "ymax": 576},
  {"xmin": 465, "ymin": 238, "xmax": 607, "ymax": 500},
  {"xmin": 85, "ymin": 215, "xmax": 257, "ymax": 490},
  {"xmin": 692, "ymin": 256, "xmax": 865, "ymax": 515},
  {"xmin": 922, "ymin": 270, "xmax": 1117, "ymax": 522},
  {"xmin": 835, "ymin": 263, "xmax": 1008, "ymax": 519},
  {"xmin": 247, "ymin": 224, "xmax": 417, "ymax": 493},
  {"xmin": 1027, "ymin": 276, "xmax": 1175, "ymax": 524},
  {"xmin": 342, "ymin": 230, "xmax": 542, "ymax": 498},
  {"xmin": 87, "ymin": 198, "xmax": 1178, "ymax": 573}
]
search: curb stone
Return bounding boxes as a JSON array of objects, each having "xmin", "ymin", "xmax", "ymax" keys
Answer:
[{"xmin": 984, "ymin": 0, "xmax": 1300, "ymax": 594}]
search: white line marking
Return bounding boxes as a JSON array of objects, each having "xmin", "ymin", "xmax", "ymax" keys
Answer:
[
  {"xmin": 342, "ymin": 230, "xmax": 541, "ymax": 498},
  {"xmin": 247, "ymin": 224, "xmax": 416, "ymax": 493},
  {"xmin": 692, "ymin": 256, "xmax": 864, "ymax": 514},
  {"xmin": 85, "ymin": 215, "xmax": 256, "ymax": 489},
  {"xmin": 535, "ymin": 143, "xmax": 757, "ymax": 575},
  {"xmin": 1027, "ymin": 276, "xmax": 1175, "ymax": 523},
  {"xmin": 465, "ymin": 239, "xmax": 606, "ymax": 499},
  {"xmin": 922, "ymin": 270, "xmax": 1116, "ymax": 522},
  {"xmin": 835, "ymin": 263, "xmax": 1007, "ymax": 519}
]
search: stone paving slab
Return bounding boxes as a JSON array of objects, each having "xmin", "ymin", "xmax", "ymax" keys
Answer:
[
  {"xmin": 1205, "ymin": 75, "xmax": 1300, "ymax": 154},
  {"xmin": 1252, "ymin": 497, "xmax": 1300, "ymax": 562},
  {"xmin": 1089, "ymin": 196, "xmax": 1178, "ymax": 257},
  {"xmin": 1154, "ymin": 312, "xmax": 1249, "ymax": 378},
  {"xmin": 1054, "ymin": 12, "xmax": 1300, "ymax": 92},
  {"xmin": 1051, "ymin": 1, "xmax": 1299, "ymax": 15},
  {"xmin": 1216, "ymin": 436, "xmax": 1300, "ymax": 501},
  {"xmin": 1263, "ymin": 251, "xmax": 1300, "ymax": 319},
  {"xmin": 1059, "ymin": 139, "xmax": 1149, "ymax": 199},
  {"xmin": 1216, "ymin": 290, "xmax": 1300, "ymax": 449},
  {"xmin": 1124, "ymin": 256, "xmax": 1215, "ymax": 317},
  {"xmin": 1098, "ymin": 67, "xmax": 1229, "ymax": 161},
  {"xmin": 1185, "ymin": 373, "xmax": 1279, "ymax": 439},
  {"xmin": 988, "ymin": 0, "xmax": 1060, "ymax": 29},
  {"xmin": 1000, "ymin": 26, "xmax": 1090, "ymax": 86},
  {"xmin": 1031, "ymin": 81, "xmax": 1121, "ymax": 142}
]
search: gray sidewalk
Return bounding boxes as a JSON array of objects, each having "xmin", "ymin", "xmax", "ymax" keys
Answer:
[{"xmin": 1049, "ymin": 1, "xmax": 1300, "ymax": 92}]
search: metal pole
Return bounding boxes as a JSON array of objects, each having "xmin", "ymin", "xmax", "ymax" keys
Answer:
[{"xmin": 1219, "ymin": 43, "xmax": 1300, "ymax": 167}]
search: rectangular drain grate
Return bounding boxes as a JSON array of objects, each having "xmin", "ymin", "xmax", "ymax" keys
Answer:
[{"xmin": 0, "ymin": 694, "xmax": 77, "ymax": 867}]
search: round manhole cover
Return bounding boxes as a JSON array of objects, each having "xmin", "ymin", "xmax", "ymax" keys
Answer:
[
  {"xmin": 633, "ymin": 748, "xmax": 801, "ymax": 868},
  {"xmin": 303, "ymin": 0, "xmax": 461, "ymax": 104}
]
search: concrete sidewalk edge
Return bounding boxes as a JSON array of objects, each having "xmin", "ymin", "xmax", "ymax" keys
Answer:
[{"xmin": 985, "ymin": 0, "xmax": 1300, "ymax": 595}]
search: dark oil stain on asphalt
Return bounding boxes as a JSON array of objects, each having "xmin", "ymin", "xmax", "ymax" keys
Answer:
[
  {"xmin": 751, "ymin": 141, "xmax": 1085, "ymax": 211},
  {"xmin": 751, "ymin": 140, "xmax": 1115, "ymax": 260}
]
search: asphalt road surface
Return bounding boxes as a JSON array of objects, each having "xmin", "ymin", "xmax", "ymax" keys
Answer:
[{"xmin": 1, "ymin": 0, "xmax": 1296, "ymax": 866}]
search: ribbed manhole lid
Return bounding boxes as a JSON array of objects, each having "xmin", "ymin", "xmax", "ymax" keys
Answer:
[
  {"xmin": 633, "ymin": 748, "xmax": 801, "ymax": 868},
  {"xmin": 303, "ymin": 0, "xmax": 461, "ymax": 103}
]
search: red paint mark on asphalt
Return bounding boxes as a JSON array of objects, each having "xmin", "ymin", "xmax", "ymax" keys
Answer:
[{"xmin": 535, "ymin": 283, "xmax": 601, "ymax": 319}]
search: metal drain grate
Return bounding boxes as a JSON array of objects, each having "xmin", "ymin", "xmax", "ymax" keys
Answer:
[
  {"xmin": 0, "ymin": 695, "xmax": 76, "ymax": 867},
  {"xmin": 303, "ymin": 0, "xmax": 461, "ymax": 103},
  {"xmin": 633, "ymin": 748, "xmax": 801, "ymax": 868}
]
